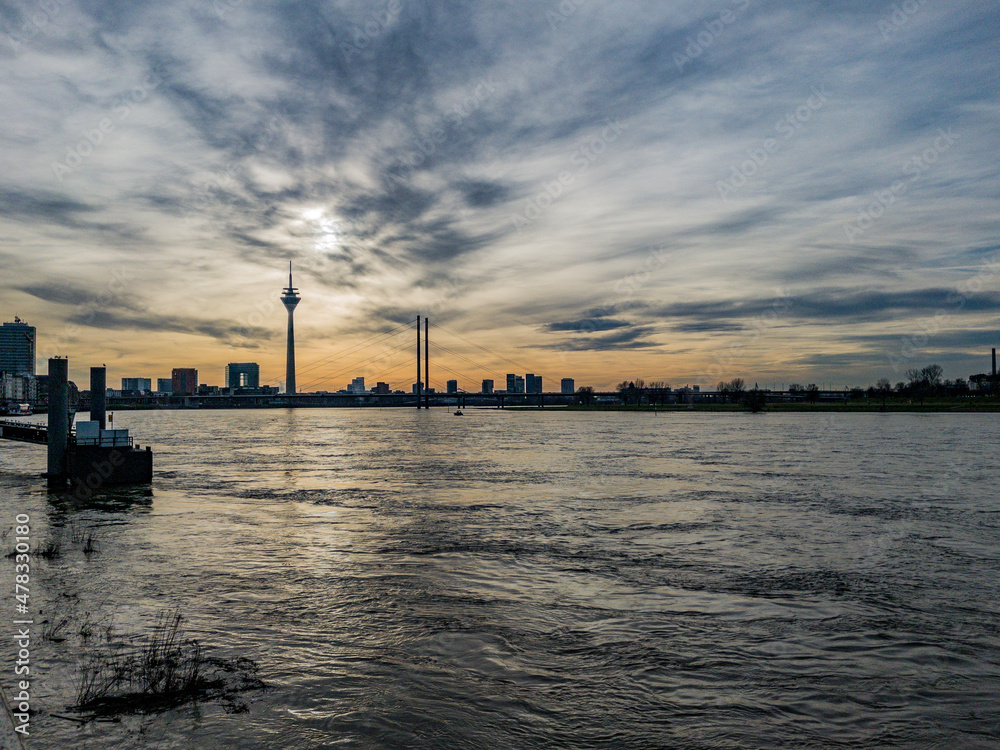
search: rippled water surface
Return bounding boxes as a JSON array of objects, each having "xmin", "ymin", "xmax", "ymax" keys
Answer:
[{"xmin": 1, "ymin": 409, "xmax": 999, "ymax": 749}]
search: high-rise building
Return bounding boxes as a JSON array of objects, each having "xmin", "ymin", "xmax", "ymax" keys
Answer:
[
  {"xmin": 171, "ymin": 368, "xmax": 198, "ymax": 396},
  {"xmin": 156, "ymin": 378, "xmax": 173, "ymax": 393},
  {"xmin": 1, "ymin": 373, "xmax": 36, "ymax": 402},
  {"xmin": 372, "ymin": 382, "xmax": 390, "ymax": 394},
  {"xmin": 447, "ymin": 379, "xmax": 458, "ymax": 394},
  {"xmin": 561, "ymin": 378, "xmax": 575, "ymax": 394},
  {"xmin": 225, "ymin": 362, "xmax": 260, "ymax": 389},
  {"xmin": 482, "ymin": 379, "xmax": 494, "ymax": 394},
  {"xmin": 526, "ymin": 374, "xmax": 543, "ymax": 393},
  {"xmin": 280, "ymin": 262, "xmax": 301, "ymax": 394},
  {"xmin": 347, "ymin": 376, "xmax": 366, "ymax": 394},
  {"xmin": 0, "ymin": 317, "xmax": 36, "ymax": 376},
  {"xmin": 121, "ymin": 378, "xmax": 152, "ymax": 393},
  {"xmin": 505, "ymin": 374, "xmax": 525, "ymax": 393}
]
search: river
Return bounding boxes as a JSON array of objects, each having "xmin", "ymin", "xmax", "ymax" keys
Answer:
[{"xmin": 1, "ymin": 409, "xmax": 998, "ymax": 748}]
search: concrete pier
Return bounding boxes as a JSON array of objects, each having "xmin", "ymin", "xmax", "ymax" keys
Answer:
[
  {"xmin": 90, "ymin": 365, "xmax": 107, "ymax": 429},
  {"xmin": 46, "ymin": 357, "xmax": 68, "ymax": 484},
  {"xmin": 1, "ymin": 358, "xmax": 154, "ymax": 490}
]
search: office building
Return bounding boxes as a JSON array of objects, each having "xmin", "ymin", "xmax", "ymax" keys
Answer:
[
  {"xmin": 372, "ymin": 382, "xmax": 390, "ymax": 394},
  {"xmin": 156, "ymin": 378, "xmax": 173, "ymax": 393},
  {"xmin": 347, "ymin": 376, "xmax": 366, "ymax": 394},
  {"xmin": 561, "ymin": 378, "xmax": 575, "ymax": 394},
  {"xmin": 506, "ymin": 373, "xmax": 525, "ymax": 393},
  {"xmin": 0, "ymin": 317, "xmax": 35, "ymax": 376},
  {"xmin": 1, "ymin": 373, "xmax": 36, "ymax": 402},
  {"xmin": 447, "ymin": 379, "xmax": 458, "ymax": 394},
  {"xmin": 482, "ymin": 379, "xmax": 494, "ymax": 394},
  {"xmin": 171, "ymin": 368, "xmax": 198, "ymax": 396},
  {"xmin": 121, "ymin": 377, "xmax": 152, "ymax": 393},
  {"xmin": 225, "ymin": 362, "xmax": 260, "ymax": 389},
  {"xmin": 526, "ymin": 374, "xmax": 542, "ymax": 393}
]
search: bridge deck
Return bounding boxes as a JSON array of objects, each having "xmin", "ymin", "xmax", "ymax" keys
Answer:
[{"xmin": 0, "ymin": 420, "xmax": 47, "ymax": 445}]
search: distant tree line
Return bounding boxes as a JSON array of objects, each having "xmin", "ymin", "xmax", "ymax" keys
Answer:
[
  {"xmin": 571, "ymin": 363, "xmax": 997, "ymax": 409},
  {"xmin": 615, "ymin": 379, "xmax": 672, "ymax": 406}
]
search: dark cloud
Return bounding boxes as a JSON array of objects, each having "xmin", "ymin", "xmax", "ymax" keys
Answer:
[
  {"xmin": 459, "ymin": 180, "xmax": 510, "ymax": 208},
  {"xmin": 545, "ymin": 318, "xmax": 633, "ymax": 333},
  {"xmin": 654, "ymin": 288, "xmax": 1000, "ymax": 328},
  {"xmin": 545, "ymin": 326, "xmax": 661, "ymax": 352},
  {"xmin": 67, "ymin": 309, "xmax": 273, "ymax": 346},
  {"xmin": 846, "ymin": 328, "xmax": 1000, "ymax": 352},
  {"xmin": 0, "ymin": 189, "xmax": 96, "ymax": 223},
  {"xmin": 18, "ymin": 281, "xmax": 271, "ymax": 346}
]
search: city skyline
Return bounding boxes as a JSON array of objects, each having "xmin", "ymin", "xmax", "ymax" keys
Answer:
[
  {"xmin": 2, "ymin": 2, "xmax": 998, "ymax": 390},
  {"xmin": 4, "ymin": 305, "xmax": 998, "ymax": 395}
]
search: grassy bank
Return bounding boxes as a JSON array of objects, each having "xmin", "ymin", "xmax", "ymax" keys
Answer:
[{"xmin": 565, "ymin": 398, "xmax": 1000, "ymax": 413}]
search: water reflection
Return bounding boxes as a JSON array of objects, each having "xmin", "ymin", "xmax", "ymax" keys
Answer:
[{"xmin": 0, "ymin": 410, "xmax": 997, "ymax": 748}]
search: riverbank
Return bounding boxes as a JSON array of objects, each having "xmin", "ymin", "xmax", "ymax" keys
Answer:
[{"xmin": 565, "ymin": 398, "xmax": 1000, "ymax": 412}]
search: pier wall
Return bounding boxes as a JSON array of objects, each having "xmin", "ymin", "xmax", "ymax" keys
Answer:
[{"xmin": 67, "ymin": 445, "xmax": 153, "ymax": 487}]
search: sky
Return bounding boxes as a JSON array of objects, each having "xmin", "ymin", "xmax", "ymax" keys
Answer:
[{"xmin": 1, "ymin": 0, "xmax": 998, "ymax": 391}]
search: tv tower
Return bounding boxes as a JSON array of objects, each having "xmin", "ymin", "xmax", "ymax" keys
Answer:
[{"xmin": 281, "ymin": 262, "xmax": 301, "ymax": 393}]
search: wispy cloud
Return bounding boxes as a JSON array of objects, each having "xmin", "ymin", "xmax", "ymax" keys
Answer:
[{"xmin": 1, "ymin": 0, "xmax": 998, "ymax": 387}]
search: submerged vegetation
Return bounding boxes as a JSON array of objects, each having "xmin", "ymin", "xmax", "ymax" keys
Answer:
[{"xmin": 73, "ymin": 610, "xmax": 264, "ymax": 717}]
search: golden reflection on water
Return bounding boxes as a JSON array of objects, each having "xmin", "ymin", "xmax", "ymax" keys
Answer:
[{"xmin": 0, "ymin": 410, "xmax": 998, "ymax": 749}]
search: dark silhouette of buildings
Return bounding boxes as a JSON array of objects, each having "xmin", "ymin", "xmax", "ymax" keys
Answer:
[
  {"xmin": 0, "ymin": 316, "xmax": 35, "ymax": 376},
  {"xmin": 172, "ymin": 368, "xmax": 198, "ymax": 395},
  {"xmin": 226, "ymin": 362, "xmax": 261, "ymax": 389},
  {"xmin": 970, "ymin": 347, "xmax": 1000, "ymax": 393},
  {"xmin": 121, "ymin": 377, "xmax": 152, "ymax": 393}
]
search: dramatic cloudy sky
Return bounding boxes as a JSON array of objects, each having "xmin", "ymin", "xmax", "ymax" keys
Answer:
[{"xmin": 2, "ymin": 0, "xmax": 998, "ymax": 391}]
